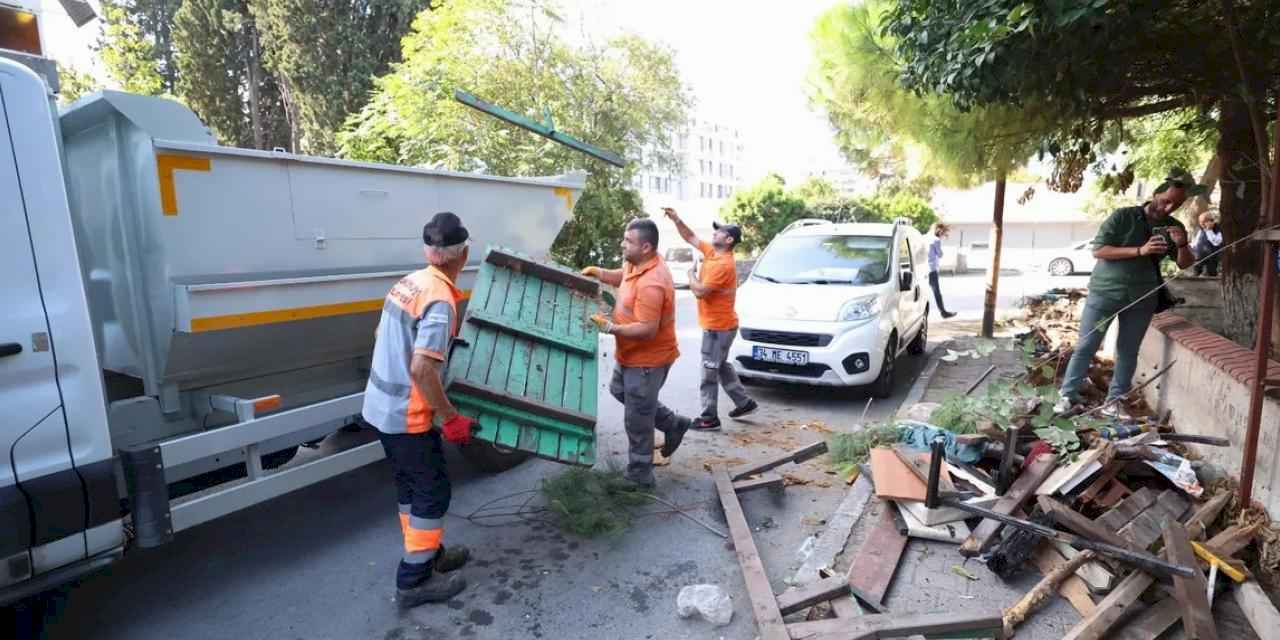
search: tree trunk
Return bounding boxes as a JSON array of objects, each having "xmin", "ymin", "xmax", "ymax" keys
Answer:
[
  {"xmin": 1190, "ymin": 153, "xmax": 1221, "ymax": 219},
  {"xmin": 982, "ymin": 176, "xmax": 1006, "ymax": 338},
  {"xmin": 246, "ymin": 29, "xmax": 264, "ymax": 150},
  {"xmin": 1217, "ymin": 97, "xmax": 1266, "ymax": 348}
]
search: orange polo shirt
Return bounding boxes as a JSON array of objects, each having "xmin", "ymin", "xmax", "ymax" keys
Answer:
[
  {"xmin": 695, "ymin": 241, "xmax": 738, "ymax": 331},
  {"xmin": 613, "ymin": 255, "xmax": 680, "ymax": 367}
]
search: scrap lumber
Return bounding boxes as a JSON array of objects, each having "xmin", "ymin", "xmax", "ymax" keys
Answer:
[
  {"xmin": 712, "ymin": 468, "xmax": 788, "ymax": 640},
  {"xmin": 1004, "ymin": 549, "xmax": 1097, "ymax": 636},
  {"xmin": 731, "ymin": 441, "xmax": 828, "ymax": 481},
  {"xmin": 1050, "ymin": 541, "xmax": 1116, "ymax": 594},
  {"xmin": 892, "ymin": 446, "xmax": 957, "ymax": 494},
  {"xmin": 1191, "ymin": 541, "xmax": 1251, "ymax": 582},
  {"xmin": 1185, "ymin": 491, "xmax": 1232, "ymax": 540},
  {"xmin": 1111, "ymin": 598, "xmax": 1183, "ymax": 640},
  {"xmin": 899, "ymin": 461, "xmax": 998, "ymax": 525},
  {"xmin": 1061, "ymin": 571, "xmax": 1157, "ymax": 640},
  {"xmin": 959, "ymin": 453, "xmax": 1058, "ymax": 557},
  {"xmin": 790, "ymin": 474, "xmax": 874, "ymax": 586},
  {"xmin": 777, "ymin": 577, "xmax": 850, "ymax": 616},
  {"xmin": 1117, "ymin": 489, "xmax": 1190, "ymax": 549},
  {"xmin": 1207, "ymin": 523, "xmax": 1261, "ymax": 556},
  {"xmin": 784, "ymin": 610, "xmax": 1005, "ymax": 640},
  {"xmin": 1075, "ymin": 461, "xmax": 1124, "ymax": 506},
  {"xmin": 846, "ymin": 499, "xmax": 908, "ymax": 607},
  {"xmin": 1037, "ymin": 495, "xmax": 1136, "ymax": 550},
  {"xmin": 1233, "ymin": 581, "xmax": 1280, "ymax": 640},
  {"xmin": 895, "ymin": 501, "xmax": 970, "ymax": 543},
  {"xmin": 1164, "ymin": 523, "xmax": 1219, "ymax": 640},
  {"xmin": 1030, "ymin": 544, "xmax": 1097, "ymax": 617},
  {"xmin": 1096, "ymin": 486, "xmax": 1157, "ymax": 531},
  {"xmin": 733, "ymin": 472, "xmax": 785, "ymax": 494},
  {"xmin": 868, "ymin": 448, "xmax": 928, "ymax": 501},
  {"xmin": 1038, "ymin": 445, "xmax": 1111, "ymax": 496}
]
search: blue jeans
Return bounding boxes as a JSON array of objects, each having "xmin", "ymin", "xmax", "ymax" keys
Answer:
[{"xmin": 1059, "ymin": 293, "xmax": 1157, "ymax": 403}]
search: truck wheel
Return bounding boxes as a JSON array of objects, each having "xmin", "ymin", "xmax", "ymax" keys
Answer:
[
  {"xmin": 869, "ymin": 337, "xmax": 897, "ymax": 399},
  {"xmin": 460, "ymin": 441, "xmax": 531, "ymax": 473}
]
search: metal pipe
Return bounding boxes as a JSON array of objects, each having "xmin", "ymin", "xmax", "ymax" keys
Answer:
[{"xmin": 1240, "ymin": 104, "xmax": 1280, "ymax": 507}]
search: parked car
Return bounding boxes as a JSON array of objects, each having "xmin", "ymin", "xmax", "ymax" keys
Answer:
[
  {"xmin": 1046, "ymin": 241, "xmax": 1097, "ymax": 276},
  {"xmin": 666, "ymin": 246, "xmax": 701, "ymax": 288},
  {"xmin": 729, "ymin": 219, "xmax": 930, "ymax": 398}
]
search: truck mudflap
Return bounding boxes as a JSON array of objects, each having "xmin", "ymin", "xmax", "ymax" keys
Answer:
[
  {"xmin": 120, "ymin": 444, "xmax": 172, "ymax": 548},
  {"xmin": 446, "ymin": 248, "xmax": 600, "ymax": 466}
]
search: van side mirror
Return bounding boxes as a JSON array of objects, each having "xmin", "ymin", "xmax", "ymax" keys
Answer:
[{"xmin": 899, "ymin": 271, "xmax": 914, "ymax": 291}]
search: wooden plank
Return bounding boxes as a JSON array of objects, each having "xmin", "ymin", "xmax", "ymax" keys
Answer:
[
  {"xmin": 467, "ymin": 310, "xmax": 595, "ymax": 356},
  {"xmin": 485, "ymin": 248, "xmax": 600, "ymax": 295},
  {"xmin": 1233, "ymin": 581, "xmax": 1280, "ymax": 640},
  {"xmin": 1163, "ymin": 524, "xmax": 1218, "ymax": 639},
  {"xmin": 712, "ymin": 468, "xmax": 789, "ymax": 640},
  {"xmin": 893, "ymin": 447, "xmax": 956, "ymax": 493},
  {"xmin": 785, "ymin": 610, "xmax": 1004, "ymax": 640},
  {"xmin": 846, "ymin": 500, "xmax": 908, "ymax": 606},
  {"xmin": 448, "ymin": 379, "xmax": 596, "ymax": 428},
  {"xmin": 542, "ymin": 286, "xmax": 571, "ymax": 407},
  {"xmin": 1061, "ymin": 570, "xmax": 1156, "ymax": 640},
  {"xmin": 1031, "ymin": 544, "xmax": 1097, "ymax": 617},
  {"xmin": 1186, "ymin": 491, "xmax": 1232, "ymax": 540},
  {"xmin": 1111, "ymin": 599, "xmax": 1182, "ymax": 640},
  {"xmin": 1207, "ymin": 523, "xmax": 1260, "ymax": 556},
  {"xmin": 1038, "ymin": 445, "xmax": 1108, "ymax": 496},
  {"xmin": 733, "ymin": 472, "xmax": 785, "ymax": 494},
  {"xmin": 776, "ymin": 576, "xmax": 850, "ymax": 616},
  {"xmin": 730, "ymin": 441, "xmax": 829, "ymax": 482},
  {"xmin": 959, "ymin": 453, "xmax": 1058, "ymax": 557},
  {"xmin": 1096, "ymin": 486, "xmax": 1157, "ymax": 531},
  {"xmin": 1119, "ymin": 490, "xmax": 1191, "ymax": 549},
  {"xmin": 791, "ymin": 474, "xmax": 874, "ymax": 586},
  {"xmin": 868, "ymin": 447, "xmax": 927, "ymax": 501},
  {"xmin": 1076, "ymin": 461, "xmax": 1124, "ymax": 505},
  {"xmin": 1050, "ymin": 540, "xmax": 1115, "ymax": 594},
  {"xmin": 1037, "ymin": 495, "xmax": 1136, "ymax": 550}
]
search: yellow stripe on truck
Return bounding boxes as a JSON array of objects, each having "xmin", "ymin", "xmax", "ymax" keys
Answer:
[
  {"xmin": 190, "ymin": 290, "xmax": 473, "ymax": 332},
  {"xmin": 156, "ymin": 153, "xmax": 212, "ymax": 215}
]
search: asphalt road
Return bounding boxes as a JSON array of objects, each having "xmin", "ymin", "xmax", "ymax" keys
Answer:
[{"xmin": 18, "ymin": 272, "xmax": 1075, "ymax": 640}]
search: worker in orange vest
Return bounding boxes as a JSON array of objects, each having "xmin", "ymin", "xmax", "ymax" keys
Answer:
[
  {"xmin": 581, "ymin": 218, "xmax": 693, "ymax": 487},
  {"xmin": 362, "ymin": 212, "xmax": 478, "ymax": 608}
]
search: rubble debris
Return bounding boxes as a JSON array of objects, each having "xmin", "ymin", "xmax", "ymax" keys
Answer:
[
  {"xmin": 676, "ymin": 584, "xmax": 734, "ymax": 627},
  {"xmin": 1164, "ymin": 524, "xmax": 1219, "ymax": 639},
  {"xmin": 960, "ymin": 453, "xmax": 1058, "ymax": 557},
  {"xmin": 894, "ymin": 501, "xmax": 970, "ymax": 543},
  {"xmin": 1232, "ymin": 581, "xmax": 1280, "ymax": 640},
  {"xmin": 988, "ymin": 510, "xmax": 1057, "ymax": 578},
  {"xmin": 1004, "ymin": 548, "xmax": 1096, "ymax": 636}
]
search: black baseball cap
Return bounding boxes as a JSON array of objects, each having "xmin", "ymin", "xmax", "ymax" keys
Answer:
[
  {"xmin": 423, "ymin": 211, "xmax": 469, "ymax": 247},
  {"xmin": 713, "ymin": 221, "xmax": 742, "ymax": 245}
]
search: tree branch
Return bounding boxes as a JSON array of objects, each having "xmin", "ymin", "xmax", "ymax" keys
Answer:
[{"xmin": 1219, "ymin": 0, "xmax": 1271, "ymax": 211}]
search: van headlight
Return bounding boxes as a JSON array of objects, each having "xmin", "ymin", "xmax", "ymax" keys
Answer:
[{"xmin": 837, "ymin": 295, "xmax": 881, "ymax": 322}]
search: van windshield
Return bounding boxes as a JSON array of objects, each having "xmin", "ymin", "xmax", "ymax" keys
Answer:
[
  {"xmin": 753, "ymin": 235, "xmax": 892, "ymax": 285},
  {"xmin": 665, "ymin": 247, "xmax": 694, "ymax": 263}
]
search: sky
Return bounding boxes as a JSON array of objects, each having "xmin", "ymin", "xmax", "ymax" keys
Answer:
[{"xmin": 40, "ymin": 0, "xmax": 850, "ymax": 180}]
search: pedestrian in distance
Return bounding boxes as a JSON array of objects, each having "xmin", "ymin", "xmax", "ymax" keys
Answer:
[
  {"xmin": 581, "ymin": 218, "xmax": 694, "ymax": 487},
  {"xmin": 1191, "ymin": 212, "xmax": 1223, "ymax": 277},
  {"xmin": 661, "ymin": 207, "xmax": 758, "ymax": 430},
  {"xmin": 1054, "ymin": 170, "xmax": 1201, "ymax": 419},
  {"xmin": 926, "ymin": 222, "xmax": 958, "ymax": 319},
  {"xmin": 362, "ymin": 212, "xmax": 479, "ymax": 608}
]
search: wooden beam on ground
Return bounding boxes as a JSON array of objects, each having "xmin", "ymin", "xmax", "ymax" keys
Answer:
[
  {"xmin": 712, "ymin": 468, "xmax": 789, "ymax": 640},
  {"xmin": 784, "ymin": 610, "xmax": 1005, "ymax": 640},
  {"xmin": 959, "ymin": 454, "xmax": 1058, "ymax": 557},
  {"xmin": 1233, "ymin": 581, "xmax": 1280, "ymax": 640},
  {"xmin": 1038, "ymin": 495, "xmax": 1137, "ymax": 550},
  {"xmin": 1163, "ymin": 524, "xmax": 1219, "ymax": 640},
  {"xmin": 846, "ymin": 500, "xmax": 908, "ymax": 607},
  {"xmin": 776, "ymin": 576, "xmax": 850, "ymax": 616},
  {"xmin": 1207, "ymin": 523, "xmax": 1261, "ymax": 556},
  {"xmin": 1118, "ymin": 490, "xmax": 1190, "ymax": 549},
  {"xmin": 731, "ymin": 441, "xmax": 828, "ymax": 482},
  {"xmin": 1110, "ymin": 599, "xmax": 1182, "ymax": 640},
  {"xmin": 1050, "ymin": 541, "xmax": 1115, "ymax": 594},
  {"xmin": 733, "ymin": 473, "xmax": 785, "ymax": 494},
  {"xmin": 1096, "ymin": 486, "xmax": 1157, "ymax": 532},
  {"xmin": 1030, "ymin": 544, "xmax": 1097, "ymax": 617},
  {"xmin": 789, "ymin": 474, "xmax": 874, "ymax": 587},
  {"xmin": 1061, "ymin": 570, "xmax": 1157, "ymax": 640}
]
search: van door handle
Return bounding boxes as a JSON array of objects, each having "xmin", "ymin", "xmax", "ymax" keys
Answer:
[{"xmin": 0, "ymin": 342, "xmax": 22, "ymax": 358}]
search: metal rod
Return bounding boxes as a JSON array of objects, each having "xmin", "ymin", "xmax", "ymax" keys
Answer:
[
  {"xmin": 1240, "ymin": 103, "xmax": 1280, "ymax": 507},
  {"xmin": 1083, "ymin": 359, "xmax": 1177, "ymax": 418},
  {"xmin": 997, "ymin": 428, "xmax": 1017, "ymax": 496},
  {"xmin": 925, "ymin": 440, "xmax": 944, "ymax": 509},
  {"xmin": 923, "ymin": 442, "xmax": 1194, "ymax": 578},
  {"xmin": 453, "ymin": 89, "xmax": 627, "ymax": 167},
  {"xmin": 965, "ymin": 365, "xmax": 997, "ymax": 396}
]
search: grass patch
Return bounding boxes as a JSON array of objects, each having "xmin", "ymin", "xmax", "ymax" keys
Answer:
[
  {"xmin": 827, "ymin": 423, "xmax": 905, "ymax": 477},
  {"xmin": 540, "ymin": 468, "xmax": 651, "ymax": 538}
]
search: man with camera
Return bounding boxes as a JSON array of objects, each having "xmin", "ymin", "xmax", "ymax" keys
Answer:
[{"xmin": 1054, "ymin": 170, "xmax": 1200, "ymax": 418}]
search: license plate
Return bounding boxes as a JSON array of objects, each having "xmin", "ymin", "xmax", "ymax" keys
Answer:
[{"xmin": 753, "ymin": 346, "xmax": 809, "ymax": 366}]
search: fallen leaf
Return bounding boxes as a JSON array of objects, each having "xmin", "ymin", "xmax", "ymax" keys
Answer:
[
  {"xmin": 951, "ymin": 565, "xmax": 979, "ymax": 581},
  {"xmin": 801, "ymin": 516, "xmax": 826, "ymax": 526}
]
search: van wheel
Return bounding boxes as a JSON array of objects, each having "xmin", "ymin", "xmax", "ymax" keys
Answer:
[
  {"xmin": 870, "ymin": 338, "xmax": 897, "ymax": 399},
  {"xmin": 907, "ymin": 313, "xmax": 928, "ymax": 356},
  {"xmin": 1048, "ymin": 258, "xmax": 1074, "ymax": 277}
]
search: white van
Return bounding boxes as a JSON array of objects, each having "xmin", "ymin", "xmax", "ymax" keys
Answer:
[{"xmin": 729, "ymin": 220, "xmax": 930, "ymax": 397}]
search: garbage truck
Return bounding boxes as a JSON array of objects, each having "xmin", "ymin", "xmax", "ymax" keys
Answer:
[{"xmin": 0, "ymin": 45, "xmax": 588, "ymax": 605}]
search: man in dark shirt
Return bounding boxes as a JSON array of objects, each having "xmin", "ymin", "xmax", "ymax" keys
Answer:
[{"xmin": 1055, "ymin": 173, "xmax": 1198, "ymax": 417}]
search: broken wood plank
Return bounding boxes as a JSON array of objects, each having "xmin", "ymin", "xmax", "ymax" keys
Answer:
[
  {"xmin": 846, "ymin": 499, "xmax": 908, "ymax": 606},
  {"xmin": 1233, "ymin": 581, "xmax": 1280, "ymax": 640},
  {"xmin": 1031, "ymin": 544, "xmax": 1097, "ymax": 617},
  {"xmin": 959, "ymin": 453, "xmax": 1058, "ymax": 557},
  {"xmin": 868, "ymin": 447, "xmax": 928, "ymax": 501},
  {"xmin": 1096, "ymin": 481, "xmax": 1131, "ymax": 508},
  {"xmin": 1207, "ymin": 523, "xmax": 1261, "ymax": 556},
  {"xmin": 1111, "ymin": 599, "xmax": 1182, "ymax": 640},
  {"xmin": 1004, "ymin": 548, "xmax": 1097, "ymax": 636},
  {"xmin": 785, "ymin": 610, "xmax": 1005, "ymax": 640},
  {"xmin": 1096, "ymin": 486, "xmax": 1158, "ymax": 531},
  {"xmin": 776, "ymin": 576, "xmax": 850, "ymax": 616},
  {"xmin": 1118, "ymin": 490, "xmax": 1190, "ymax": 549},
  {"xmin": 1050, "ymin": 540, "xmax": 1115, "ymax": 594},
  {"xmin": 1164, "ymin": 524, "xmax": 1219, "ymax": 640},
  {"xmin": 1076, "ymin": 461, "xmax": 1124, "ymax": 505},
  {"xmin": 893, "ymin": 446, "xmax": 957, "ymax": 493},
  {"xmin": 712, "ymin": 468, "xmax": 788, "ymax": 640},
  {"xmin": 733, "ymin": 472, "xmax": 785, "ymax": 494},
  {"xmin": 790, "ymin": 474, "xmax": 874, "ymax": 586},
  {"xmin": 731, "ymin": 441, "xmax": 828, "ymax": 482},
  {"xmin": 1185, "ymin": 491, "xmax": 1232, "ymax": 540},
  {"xmin": 1038, "ymin": 495, "xmax": 1136, "ymax": 550},
  {"xmin": 1038, "ymin": 444, "xmax": 1111, "ymax": 496},
  {"xmin": 1061, "ymin": 571, "xmax": 1156, "ymax": 640}
]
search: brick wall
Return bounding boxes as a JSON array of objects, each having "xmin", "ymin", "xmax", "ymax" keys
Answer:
[{"xmin": 1137, "ymin": 313, "xmax": 1280, "ymax": 515}]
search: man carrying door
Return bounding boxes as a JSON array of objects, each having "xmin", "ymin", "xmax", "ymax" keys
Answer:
[
  {"xmin": 581, "ymin": 218, "xmax": 693, "ymax": 487},
  {"xmin": 662, "ymin": 207, "xmax": 757, "ymax": 430}
]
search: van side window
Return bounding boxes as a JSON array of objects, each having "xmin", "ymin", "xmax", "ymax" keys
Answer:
[{"xmin": 898, "ymin": 237, "xmax": 912, "ymax": 272}]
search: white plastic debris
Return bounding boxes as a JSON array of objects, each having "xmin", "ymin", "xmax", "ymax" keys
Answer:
[{"xmin": 677, "ymin": 584, "xmax": 734, "ymax": 627}]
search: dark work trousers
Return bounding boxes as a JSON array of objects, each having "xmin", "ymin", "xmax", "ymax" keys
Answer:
[
  {"xmin": 700, "ymin": 329, "xmax": 751, "ymax": 418},
  {"xmin": 609, "ymin": 364, "xmax": 685, "ymax": 485},
  {"xmin": 928, "ymin": 271, "xmax": 952, "ymax": 315},
  {"xmin": 379, "ymin": 429, "xmax": 451, "ymax": 589}
]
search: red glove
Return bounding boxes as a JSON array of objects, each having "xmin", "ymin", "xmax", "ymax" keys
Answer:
[{"xmin": 441, "ymin": 413, "xmax": 477, "ymax": 445}]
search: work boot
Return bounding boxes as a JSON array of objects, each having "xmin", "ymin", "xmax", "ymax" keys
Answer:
[
  {"xmin": 623, "ymin": 471, "xmax": 656, "ymax": 489},
  {"xmin": 691, "ymin": 415, "xmax": 722, "ymax": 431},
  {"xmin": 661, "ymin": 417, "xmax": 693, "ymax": 457},
  {"xmin": 396, "ymin": 572, "xmax": 466, "ymax": 608},
  {"xmin": 433, "ymin": 544, "xmax": 470, "ymax": 573},
  {"xmin": 941, "ymin": 311, "xmax": 958, "ymax": 319},
  {"xmin": 728, "ymin": 399, "xmax": 758, "ymax": 419}
]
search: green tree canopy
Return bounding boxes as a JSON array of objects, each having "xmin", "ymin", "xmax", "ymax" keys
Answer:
[
  {"xmin": 338, "ymin": 0, "xmax": 691, "ymax": 268},
  {"xmin": 55, "ymin": 62, "xmax": 100, "ymax": 105},
  {"xmin": 719, "ymin": 174, "xmax": 811, "ymax": 253}
]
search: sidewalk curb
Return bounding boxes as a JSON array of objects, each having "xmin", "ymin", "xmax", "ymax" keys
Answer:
[{"xmin": 898, "ymin": 341, "xmax": 951, "ymax": 416}]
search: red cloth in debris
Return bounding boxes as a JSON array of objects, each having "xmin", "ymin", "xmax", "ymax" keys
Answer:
[{"xmin": 1024, "ymin": 441, "xmax": 1054, "ymax": 468}]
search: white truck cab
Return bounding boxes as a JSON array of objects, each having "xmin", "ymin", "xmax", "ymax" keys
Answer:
[{"xmin": 730, "ymin": 219, "xmax": 931, "ymax": 397}]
